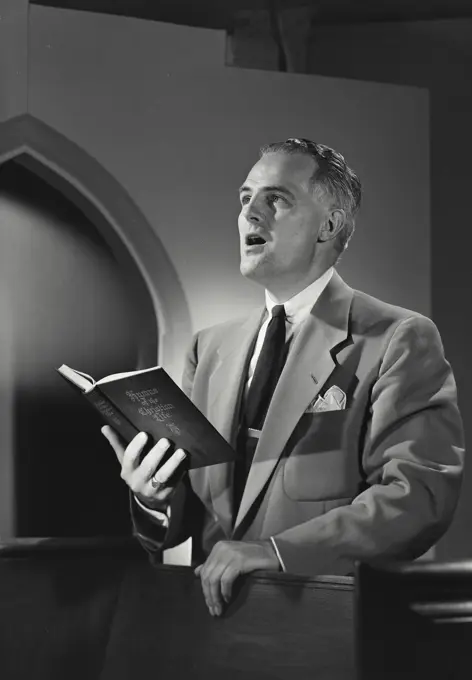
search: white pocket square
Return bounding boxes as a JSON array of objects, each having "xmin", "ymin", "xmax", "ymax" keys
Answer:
[{"xmin": 307, "ymin": 385, "xmax": 347, "ymax": 413}]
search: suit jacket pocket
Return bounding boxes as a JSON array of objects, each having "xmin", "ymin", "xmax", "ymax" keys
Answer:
[{"xmin": 283, "ymin": 410, "xmax": 360, "ymax": 501}]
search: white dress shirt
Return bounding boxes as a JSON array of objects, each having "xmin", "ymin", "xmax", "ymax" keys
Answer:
[
  {"xmin": 136, "ymin": 267, "xmax": 335, "ymax": 564},
  {"xmin": 245, "ymin": 267, "xmax": 334, "ymax": 395}
]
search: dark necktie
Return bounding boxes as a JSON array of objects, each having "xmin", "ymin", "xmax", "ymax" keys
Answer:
[
  {"xmin": 233, "ymin": 305, "xmax": 287, "ymax": 516},
  {"xmin": 245, "ymin": 304, "xmax": 287, "ymax": 430}
]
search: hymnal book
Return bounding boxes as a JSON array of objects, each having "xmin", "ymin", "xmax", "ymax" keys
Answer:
[{"xmin": 57, "ymin": 364, "xmax": 236, "ymax": 469}]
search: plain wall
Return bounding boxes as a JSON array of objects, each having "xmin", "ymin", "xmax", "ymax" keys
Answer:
[{"xmin": 0, "ymin": 0, "xmax": 28, "ymax": 121}]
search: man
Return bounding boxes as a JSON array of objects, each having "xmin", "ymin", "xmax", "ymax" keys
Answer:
[{"xmin": 103, "ymin": 138, "xmax": 464, "ymax": 618}]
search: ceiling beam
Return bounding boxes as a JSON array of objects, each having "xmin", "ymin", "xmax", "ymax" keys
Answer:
[{"xmin": 30, "ymin": 0, "xmax": 472, "ymax": 31}]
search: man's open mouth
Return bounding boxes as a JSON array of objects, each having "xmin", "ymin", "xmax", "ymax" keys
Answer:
[{"xmin": 245, "ymin": 234, "xmax": 267, "ymax": 246}]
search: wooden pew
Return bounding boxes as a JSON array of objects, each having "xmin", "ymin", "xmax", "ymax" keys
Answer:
[
  {"xmin": 356, "ymin": 560, "xmax": 472, "ymax": 680},
  {"xmin": 0, "ymin": 538, "xmax": 354, "ymax": 680}
]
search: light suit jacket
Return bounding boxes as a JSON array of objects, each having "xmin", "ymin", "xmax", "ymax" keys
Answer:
[{"xmin": 133, "ymin": 271, "xmax": 465, "ymax": 576}]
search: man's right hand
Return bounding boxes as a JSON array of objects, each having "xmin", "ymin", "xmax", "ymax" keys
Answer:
[{"xmin": 101, "ymin": 426, "xmax": 187, "ymax": 512}]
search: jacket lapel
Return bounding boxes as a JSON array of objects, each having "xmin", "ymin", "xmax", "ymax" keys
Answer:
[
  {"xmin": 204, "ymin": 307, "xmax": 265, "ymax": 535},
  {"xmin": 233, "ymin": 271, "xmax": 354, "ymax": 533}
]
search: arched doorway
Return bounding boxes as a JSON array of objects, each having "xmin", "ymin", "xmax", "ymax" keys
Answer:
[
  {"xmin": 0, "ymin": 115, "xmax": 191, "ymax": 537},
  {"xmin": 0, "ymin": 156, "xmax": 141, "ymax": 535}
]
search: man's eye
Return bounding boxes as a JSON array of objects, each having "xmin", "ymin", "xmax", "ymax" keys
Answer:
[
  {"xmin": 240, "ymin": 195, "xmax": 251, "ymax": 205},
  {"xmin": 268, "ymin": 194, "xmax": 287, "ymax": 206}
]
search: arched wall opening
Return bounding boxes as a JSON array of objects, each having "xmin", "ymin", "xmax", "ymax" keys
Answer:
[{"xmin": 0, "ymin": 114, "xmax": 191, "ymax": 537}]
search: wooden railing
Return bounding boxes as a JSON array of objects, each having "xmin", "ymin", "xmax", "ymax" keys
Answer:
[
  {"xmin": 0, "ymin": 537, "xmax": 354, "ymax": 680},
  {"xmin": 356, "ymin": 560, "xmax": 472, "ymax": 680}
]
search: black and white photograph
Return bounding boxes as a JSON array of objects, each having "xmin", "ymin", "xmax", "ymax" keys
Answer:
[{"xmin": 1, "ymin": 1, "xmax": 471, "ymax": 678}]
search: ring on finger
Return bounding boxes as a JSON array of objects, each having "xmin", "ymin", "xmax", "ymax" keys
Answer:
[{"xmin": 150, "ymin": 474, "xmax": 164, "ymax": 491}]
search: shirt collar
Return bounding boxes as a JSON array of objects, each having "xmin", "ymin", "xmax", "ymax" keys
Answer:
[{"xmin": 265, "ymin": 267, "xmax": 334, "ymax": 324}]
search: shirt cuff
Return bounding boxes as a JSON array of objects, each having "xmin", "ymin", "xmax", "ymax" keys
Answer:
[
  {"xmin": 134, "ymin": 495, "xmax": 171, "ymax": 528},
  {"xmin": 270, "ymin": 536, "xmax": 286, "ymax": 572}
]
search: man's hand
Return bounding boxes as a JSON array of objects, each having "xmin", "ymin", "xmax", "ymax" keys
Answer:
[
  {"xmin": 194, "ymin": 540, "xmax": 281, "ymax": 616},
  {"xmin": 101, "ymin": 426, "xmax": 187, "ymax": 511}
]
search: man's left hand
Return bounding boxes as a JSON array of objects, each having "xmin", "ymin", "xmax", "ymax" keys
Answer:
[{"xmin": 194, "ymin": 540, "xmax": 281, "ymax": 616}]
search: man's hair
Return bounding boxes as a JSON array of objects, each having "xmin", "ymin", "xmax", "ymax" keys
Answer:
[{"xmin": 259, "ymin": 138, "xmax": 362, "ymax": 259}]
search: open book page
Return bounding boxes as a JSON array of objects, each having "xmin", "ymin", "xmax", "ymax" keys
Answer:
[
  {"xmin": 57, "ymin": 365, "xmax": 95, "ymax": 392},
  {"xmin": 57, "ymin": 364, "xmax": 162, "ymax": 393},
  {"xmin": 96, "ymin": 365, "xmax": 161, "ymax": 386}
]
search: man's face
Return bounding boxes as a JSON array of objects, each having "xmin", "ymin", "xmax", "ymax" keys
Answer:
[{"xmin": 238, "ymin": 151, "xmax": 329, "ymax": 288}]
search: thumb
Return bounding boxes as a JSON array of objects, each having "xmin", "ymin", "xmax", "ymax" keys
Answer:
[{"xmin": 101, "ymin": 426, "xmax": 125, "ymax": 464}]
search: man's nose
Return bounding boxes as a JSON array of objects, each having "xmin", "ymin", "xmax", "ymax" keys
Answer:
[{"xmin": 242, "ymin": 197, "xmax": 265, "ymax": 224}]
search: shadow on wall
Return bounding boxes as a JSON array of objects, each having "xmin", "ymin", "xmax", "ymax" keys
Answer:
[{"xmin": 0, "ymin": 158, "xmax": 147, "ymax": 536}]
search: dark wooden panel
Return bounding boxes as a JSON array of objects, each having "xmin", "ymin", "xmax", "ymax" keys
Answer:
[
  {"xmin": 102, "ymin": 565, "xmax": 354, "ymax": 680},
  {"xmin": 0, "ymin": 539, "xmax": 139, "ymax": 680},
  {"xmin": 0, "ymin": 538, "xmax": 354, "ymax": 680},
  {"xmin": 356, "ymin": 560, "xmax": 472, "ymax": 680}
]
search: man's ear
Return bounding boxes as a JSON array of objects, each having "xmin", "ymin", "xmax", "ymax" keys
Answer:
[{"xmin": 317, "ymin": 209, "xmax": 346, "ymax": 243}]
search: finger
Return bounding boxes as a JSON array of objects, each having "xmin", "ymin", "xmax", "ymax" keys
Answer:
[
  {"xmin": 201, "ymin": 560, "xmax": 227, "ymax": 616},
  {"xmin": 121, "ymin": 432, "xmax": 149, "ymax": 478},
  {"xmin": 208, "ymin": 566, "xmax": 225, "ymax": 614},
  {"xmin": 136, "ymin": 438, "xmax": 172, "ymax": 482},
  {"xmin": 220, "ymin": 565, "xmax": 238, "ymax": 604},
  {"xmin": 199, "ymin": 570, "xmax": 215, "ymax": 616},
  {"xmin": 197, "ymin": 557, "xmax": 214, "ymax": 614},
  {"xmin": 194, "ymin": 565, "xmax": 203, "ymax": 577},
  {"xmin": 101, "ymin": 426, "xmax": 126, "ymax": 465},
  {"xmin": 149, "ymin": 448, "xmax": 187, "ymax": 486}
]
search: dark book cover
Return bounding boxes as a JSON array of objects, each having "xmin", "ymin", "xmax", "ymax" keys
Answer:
[{"xmin": 58, "ymin": 366, "xmax": 236, "ymax": 469}]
